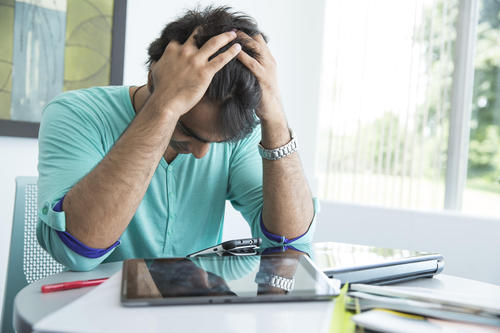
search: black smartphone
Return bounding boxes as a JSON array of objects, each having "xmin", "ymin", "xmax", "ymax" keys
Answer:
[{"xmin": 187, "ymin": 238, "xmax": 262, "ymax": 257}]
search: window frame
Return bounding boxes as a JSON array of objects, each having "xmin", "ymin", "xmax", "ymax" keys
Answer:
[{"xmin": 444, "ymin": 0, "xmax": 479, "ymax": 210}]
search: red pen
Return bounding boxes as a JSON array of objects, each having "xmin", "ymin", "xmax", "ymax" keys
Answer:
[{"xmin": 41, "ymin": 278, "xmax": 108, "ymax": 293}]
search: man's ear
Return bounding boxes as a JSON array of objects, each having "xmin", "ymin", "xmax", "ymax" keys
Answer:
[{"xmin": 147, "ymin": 70, "xmax": 154, "ymax": 93}]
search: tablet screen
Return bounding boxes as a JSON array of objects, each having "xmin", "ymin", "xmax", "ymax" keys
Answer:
[{"xmin": 121, "ymin": 251, "xmax": 339, "ymax": 306}]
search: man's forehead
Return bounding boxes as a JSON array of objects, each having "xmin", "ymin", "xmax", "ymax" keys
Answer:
[{"xmin": 180, "ymin": 100, "xmax": 227, "ymax": 143}]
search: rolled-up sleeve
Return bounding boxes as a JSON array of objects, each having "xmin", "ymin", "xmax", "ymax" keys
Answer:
[
  {"xmin": 37, "ymin": 100, "xmax": 117, "ymax": 271},
  {"xmin": 226, "ymin": 126, "xmax": 318, "ymax": 249},
  {"xmin": 259, "ymin": 198, "xmax": 320, "ymax": 245}
]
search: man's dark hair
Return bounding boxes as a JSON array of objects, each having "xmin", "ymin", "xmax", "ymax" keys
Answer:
[{"xmin": 147, "ymin": 6, "xmax": 266, "ymax": 142}]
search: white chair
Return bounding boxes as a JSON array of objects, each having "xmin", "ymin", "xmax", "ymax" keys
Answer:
[{"xmin": 1, "ymin": 177, "xmax": 65, "ymax": 333}]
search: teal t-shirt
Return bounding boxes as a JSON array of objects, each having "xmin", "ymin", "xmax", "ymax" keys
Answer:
[{"xmin": 37, "ymin": 86, "xmax": 317, "ymax": 271}]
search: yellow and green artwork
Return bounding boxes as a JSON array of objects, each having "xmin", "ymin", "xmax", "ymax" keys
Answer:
[
  {"xmin": 0, "ymin": 0, "xmax": 123, "ymax": 136},
  {"xmin": 64, "ymin": 0, "xmax": 114, "ymax": 91},
  {"xmin": 0, "ymin": 0, "xmax": 14, "ymax": 121}
]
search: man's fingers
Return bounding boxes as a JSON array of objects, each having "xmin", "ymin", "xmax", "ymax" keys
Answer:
[
  {"xmin": 199, "ymin": 31, "xmax": 237, "ymax": 59},
  {"xmin": 208, "ymin": 43, "xmax": 241, "ymax": 73},
  {"xmin": 236, "ymin": 31, "xmax": 270, "ymax": 61},
  {"xmin": 185, "ymin": 26, "xmax": 201, "ymax": 46},
  {"xmin": 236, "ymin": 31, "xmax": 262, "ymax": 51},
  {"xmin": 254, "ymin": 33, "xmax": 267, "ymax": 45},
  {"xmin": 237, "ymin": 49, "xmax": 263, "ymax": 77}
]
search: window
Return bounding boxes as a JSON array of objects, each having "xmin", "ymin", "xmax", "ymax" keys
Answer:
[
  {"xmin": 463, "ymin": 0, "xmax": 500, "ymax": 216},
  {"xmin": 317, "ymin": 0, "xmax": 500, "ymax": 216}
]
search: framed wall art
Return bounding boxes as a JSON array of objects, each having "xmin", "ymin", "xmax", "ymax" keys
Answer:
[{"xmin": 0, "ymin": 0, "xmax": 127, "ymax": 137}]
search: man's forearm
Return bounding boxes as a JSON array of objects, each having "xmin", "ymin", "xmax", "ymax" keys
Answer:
[
  {"xmin": 64, "ymin": 94, "xmax": 179, "ymax": 248},
  {"xmin": 261, "ymin": 113, "xmax": 314, "ymax": 239}
]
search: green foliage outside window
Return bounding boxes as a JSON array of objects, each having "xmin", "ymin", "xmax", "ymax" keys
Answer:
[
  {"xmin": 468, "ymin": 0, "xmax": 500, "ymax": 191},
  {"xmin": 368, "ymin": 0, "xmax": 500, "ymax": 195}
]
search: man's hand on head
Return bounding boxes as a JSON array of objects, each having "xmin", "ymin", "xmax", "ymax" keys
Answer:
[
  {"xmin": 150, "ymin": 29, "xmax": 241, "ymax": 117},
  {"xmin": 236, "ymin": 31, "xmax": 284, "ymax": 124}
]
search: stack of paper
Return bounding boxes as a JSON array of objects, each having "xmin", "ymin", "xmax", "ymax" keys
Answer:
[
  {"xmin": 352, "ymin": 309, "xmax": 500, "ymax": 333},
  {"xmin": 347, "ymin": 284, "xmax": 500, "ymax": 328}
]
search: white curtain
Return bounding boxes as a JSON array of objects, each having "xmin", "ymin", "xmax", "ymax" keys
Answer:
[{"xmin": 317, "ymin": 0, "xmax": 458, "ymax": 210}]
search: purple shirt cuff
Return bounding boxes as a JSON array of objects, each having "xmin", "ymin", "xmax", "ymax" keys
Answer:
[
  {"xmin": 53, "ymin": 196, "xmax": 120, "ymax": 258},
  {"xmin": 259, "ymin": 210, "xmax": 307, "ymax": 244}
]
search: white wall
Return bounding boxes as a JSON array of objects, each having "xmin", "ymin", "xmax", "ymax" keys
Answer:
[{"xmin": 0, "ymin": 137, "xmax": 38, "ymax": 322}]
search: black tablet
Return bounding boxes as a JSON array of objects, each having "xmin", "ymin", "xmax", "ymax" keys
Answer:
[{"xmin": 121, "ymin": 252, "xmax": 339, "ymax": 306}]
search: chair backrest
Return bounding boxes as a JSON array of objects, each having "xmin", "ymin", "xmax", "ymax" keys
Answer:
[{"xmin": 1, "ymin": 177, "xmax": 65, "ymax": 333}]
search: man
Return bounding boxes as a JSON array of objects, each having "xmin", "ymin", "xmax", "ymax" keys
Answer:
[{"xmin": 37, "ymin": 6, "xmax": 317, "ymax": 271}]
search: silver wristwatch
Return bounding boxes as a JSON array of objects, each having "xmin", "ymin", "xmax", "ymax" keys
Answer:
[
  {"xmin": 255, "ymin": 272, "xmax": 295, "ymax": 292},
  {"xmin": 258, "ymin": 128, "xmax": 298, "ymax": 160}
]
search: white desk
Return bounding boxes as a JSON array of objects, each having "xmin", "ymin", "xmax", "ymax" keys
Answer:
[{"xmin": 13, "ymin": 262, "xmax": 500, "ymax": 333}]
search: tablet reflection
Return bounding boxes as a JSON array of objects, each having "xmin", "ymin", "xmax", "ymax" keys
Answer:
[
  {"xmin": 126, "ymin": 248, "xmax": 309, "ymax": 300},
  {"xmin": 149, "ymin": 259, "xmax": 237, "ymax": 297}
]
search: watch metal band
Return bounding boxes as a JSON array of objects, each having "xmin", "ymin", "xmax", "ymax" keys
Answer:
[
  {"xmin": 258, "ymin": 128, "xmax": 297, "ymax": 160},
  {"xmin": 255, "ymin": 272, "xmax": 295, "ymax": 291}
]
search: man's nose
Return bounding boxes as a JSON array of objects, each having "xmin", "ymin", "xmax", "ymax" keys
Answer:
[{"xmin": 191, "ymin": 142, "xmax": 210, "ymax": 159}]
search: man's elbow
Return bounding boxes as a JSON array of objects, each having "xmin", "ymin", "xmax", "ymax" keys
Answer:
[{"xmin": 37, "ymin": 223, "xmax": 103, "ymax": 272}]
